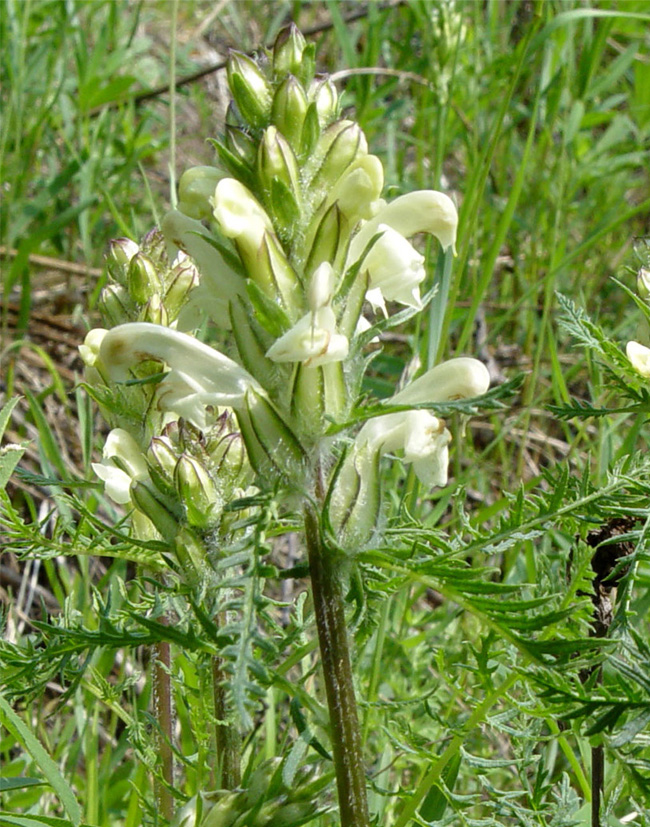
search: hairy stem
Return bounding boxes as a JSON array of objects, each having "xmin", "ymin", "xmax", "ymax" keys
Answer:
[
  {"xmin": 304, "ymin": 504, "xmax": 370, "ymax": 827},
  {"xmin": 153, "ymin": 638, "xmax": 174, "ymax": 822},
  {"xmin": 212, "ymin": 652, "xmax": 241, "ymax": 788}
]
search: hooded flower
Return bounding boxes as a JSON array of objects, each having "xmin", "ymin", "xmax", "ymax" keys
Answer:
[
  {"xmin": 355, "ymin": 356, "xmax": 490, "ymax": 487},
  {"xmin": 347, "ymin": 189, "xmax": 459, "ymax": 312},
  {"xmin": 97, "ymin": 322, "xmax": 261, "ymax": 429}
]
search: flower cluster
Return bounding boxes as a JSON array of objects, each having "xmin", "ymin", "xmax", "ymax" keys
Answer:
[{"xmin": 81, "ymin": 25, "xmax": 490, "ymax": 551}]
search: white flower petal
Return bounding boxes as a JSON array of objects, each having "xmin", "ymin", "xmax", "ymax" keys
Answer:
[
  {"xmin": 627, "ymin": 341, "xmax": 650, "ymax": 378},
  {"xmin": 308, "ymin": 262, "xmax": 337, "ymax": 312},
  {"xmin": 92, "ymin": 462, "xmax": 133, "ymax": 504},
  {"xmin": 348, "ymin": 189, "xmax": 458, "ymax": 265},
  {"xmin": 356, "ymin": 409, "xmax": 451, "ymax": 488},
  {"xmin": 392, "ymin": 357, "xmax": 490, "ymax": 405},
  {"xmin": 92, "ymin": 428, "xmax": 149, "ymax": 505},
  {"xmin": 266, "ymin": 307, "xmax": 349, "ymax": 367},
  {"xmin": 360, "ymin": 224, "xmax": 425, "ymax": 309},
  {"xmin": 100, "ymin": 323, "xmax": 257, "ymax": 394},
  {"xmin": 211, "ymin": 178, "xmax": 273, "ymax": 255}
]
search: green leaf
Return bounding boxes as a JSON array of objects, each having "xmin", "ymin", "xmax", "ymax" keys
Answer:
[
  {"xmin": 0, "ymin": 694, "xmax": 82, "ymax": 826},
  {"xmin": 0, "ymin": 816, "xmax": 93, "ymax": 827},
  {"xmin": 419, "ymin": 751, "xmax": 461, "ymax": 822},
  {"xmin": 0, "ymin": 778, "xmax": 47, "ymax": 792}
]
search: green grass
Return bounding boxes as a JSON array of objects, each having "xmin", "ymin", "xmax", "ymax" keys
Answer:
[{"xmin": 2, "ymin": 1, "xmax": 650, "ymax": 825}]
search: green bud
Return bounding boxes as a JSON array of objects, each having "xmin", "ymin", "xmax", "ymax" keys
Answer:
[
  {"xmin": 327, "ymin": 444, "xmax": 380, "ymax": 547},
  {"xmin": 225, "ymin": 100, "xmax": 241, "ymax": 128},
  {"xmin": 272, "ymin": 24, "xmax": 308, "ymax": 80},
  {"xmin": 229, "ymin": 296, "xmax": 280, "ymax": 388},
  {"xmin": 107, "ymin": 237, "xmax": 139, "ymax": 281},
  {"xmin": 257, "ymin": 127, "xmax": 301, "ymax": 236},
  {"xmin": 225, "ymin": 125, "xmax": 258, "ymax": 166},
  {"xmin": 201, "ymin": 792, "xmax": 241, "ymax": 827},
  {"xmin": 311, "ymin": 121, "xmax": 367, "ymax": 191},
  {"xmin": 236, "ymin": 389, "xmax": 306, "ymax": 481},
  {"xmin": 211, "ymin": 431, "xmax": 248, "ymax": 484},
  {"xmin": 128, "ymin": 252, "xmax": 161, "ymax": 304},
  {"xmin": 271, "ymin": 77, "xmax": 309, "ymax": 152},
  {"xmin": 638, "ymin": 267, "xmax": 650, "ymax": 300},
  {"xmin": 262, "ymin": 801, "xmax": 317, "ymax": 827},
  {"xmin": 257, "ymin": 232, "xmax": 302, "ymax": 313},
  {"xmin": 174, "ymin": 453, "xmax": 219, "ymax": 528},
  {"xmin": 309, "ymin": 78, "xmax": 339, "ymax": 126},
  {"xmin": 131, "ymin": 480, "xmax": 180, "ymax": 539},
  {"xmin": 99, "ymin": 283, "xmax": 135, "ymax": 326},
  {"xmin": 178, "ymin": 166, "xmax": 222, "ymax": 221},
  {"xmin": 227, "ymin": 51, "xmax": 272, "ymax": 130},
  {"xmin": 241, "ymin": 758, "xmax": 281, "ymax": 810},
  {"xmin": 140, "ymin": 227, "xmax": 167, "ymax": 264},
  {"xmin": 299, "ymin": 103, "xmax": 321, "ymax": 159},
  {"xmin": 304, "ymin": 202, "xmax": 342, "ymax": 276},
  {"xmin": 164, "ymin": 261, "xmax": 199, "ymax": 319},
  {"xmin": 139, "ymin": 293, "xmax": 168, "ymax": 326},
  {"xmin": 147, "ymin": 436, "xmax": 178, "ymax": 487},
  {"xmin": 258, "ymin": 127, "xmax": 301, "ymax": 199}
]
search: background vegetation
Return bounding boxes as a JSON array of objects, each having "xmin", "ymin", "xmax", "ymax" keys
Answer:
[{"xmin": 1, "ymin": 1, "xmax": 650, "ymax": 825}]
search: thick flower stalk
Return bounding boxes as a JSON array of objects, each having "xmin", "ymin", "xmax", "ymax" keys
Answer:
[{"xmin": 82, "ymin": 24, "xmax": 493, "ymax": 827}]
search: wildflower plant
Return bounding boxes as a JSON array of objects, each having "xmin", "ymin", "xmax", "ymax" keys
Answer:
[{"xmin": 76, "ymin": 25, "xmax": 497, "ymax": 827}]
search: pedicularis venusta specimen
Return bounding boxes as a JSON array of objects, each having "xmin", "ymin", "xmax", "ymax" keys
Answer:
[{"xmin": 80, "ymin": 25, "xmax": 490, "ymax": 827}]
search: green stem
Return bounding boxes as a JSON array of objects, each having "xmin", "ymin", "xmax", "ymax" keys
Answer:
[
  {"xmin": 212, "ymin": 652, "xmax": 241, "ymax": 788},
  {"xmin": 304, "ymin": 504, "xmax": 370, "ymax": 827},
  {"xmin": 153, "ymin": 638, "xmax": 174, "ymax": 823}
]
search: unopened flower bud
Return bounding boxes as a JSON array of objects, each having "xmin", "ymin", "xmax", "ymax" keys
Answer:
[
  {"xmin": 225, "ymin": 125, "xmax": 257, "ymax": 166},
  {"xmin": 178, "ymin": 166, "xmax": 222, "ymax": 221},
  {"xmin": 258, "ymin": 127, "xmax": 301, "ymax": 194},
  {"xmin": 227, "ymin": 51, "xmax": 272, "ymax": 129},
  {"xmin": 139, "ymin": 293, "xmax": 168, "ymax": 326},
  {"xmin": 258, "ymin": 127, "xmax": 301, "ymax": 233},
  {"xmin": 273, "ymin": 24, "xmax": 311, "ymax": 81},
  {"xmin": 310, "ymin": 78, "xmax": 339, "ymax": 126},
  {"xmin": 237, "ymin": 388, "xmax": 306, "ymax": 480},
  {"xmin": 211, "ymin": 431, "xmax": 248, "ymax": 483},
  {"xmin": 333, "ymin": 154, "xmax": 384, "ymax": 223},
  {"xmin": 128, "ymin": 253, "xmax": 161, "ymax": 304},
  {"xmin": 212, "ymin": 178, "xmax": 274, "ymax": 260},
  {"xmin": 328, "ymin": 444, "xmax": 380, "ymax": 546},
  {"xmin": 147, "ymin": 436, "xmax": 179, "ymax": 487},
  {"xmin": 99, "ymin": 283, "xmax": 135, "ymax": 326},
  {"xmin": 257, "ymin": 232, "xmax": 301, "ymax": 311},
  {"xmin": 108, "ymin": 237, "xmax": 139, "ymax": 276},
  {"xmin": 308, "ymin": 261, "xmax": 336, "ymax": 312},
  {"xmin": 164, "ymin": 262, "xmax": 199, "ymax": 319},
  {"xmin": 637, "ymin": 267, "xmax": 650, "ymax": 300},
  {"xmin": 271, "ymin": 77, "xmax": 309, "ymax": 151},
  {"xmin": 310, "ymin": 121, "xmax": 368, "ymax": 191},
  {"xmin": 305, "ymin": 202, "xmax": 342, "ymax": 276},
  {"xmin": 130, "ymin": 480, "xmax": 180, "ymax": 538},
  {"xmin": 174, "ymin": 454, "xmax": 219, "ymax": 528}
]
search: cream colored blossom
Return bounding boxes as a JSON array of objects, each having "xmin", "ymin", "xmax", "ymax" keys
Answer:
[{"xmin": 627, "ymin": 341, "xmax": 650, "ymax": 378}]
